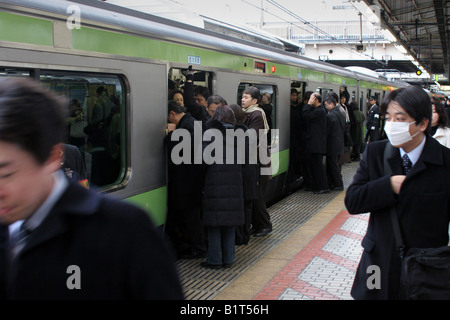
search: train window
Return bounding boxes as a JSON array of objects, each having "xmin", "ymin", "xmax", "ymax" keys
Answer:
[
  {"xmin": 237, "ymin": 83, "xmax": 277, "ymax": 147},
  {"xmin": 168, "ymin": 67, "xmax": 213, "ymax": 106},
  {"xmin": 40, "ymin": 72, "xmax": 127, "ymax": 189}
]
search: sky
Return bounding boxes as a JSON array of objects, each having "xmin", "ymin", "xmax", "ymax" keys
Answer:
[{"xmin": 104, "ymin": 0, "xmax": 362, "ymax": 28}]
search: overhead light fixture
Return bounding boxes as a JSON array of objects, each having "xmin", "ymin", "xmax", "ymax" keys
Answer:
[
  {"xmin": 394, "ymin": 44, "xmax": 407, "ymax": 54},
  {"xmin": 350, "ymin": 0, "xmax": 381, "ymax": 28},
  {"xmin": 379, "ymin": 28, "xmax": 397, "ymax": 42}
]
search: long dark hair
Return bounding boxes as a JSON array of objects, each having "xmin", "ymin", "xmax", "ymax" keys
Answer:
[
  {"xmin": 432, "ymin": 100, "xmax": 448, "ymax": 128},
  {"xmin": 212, "ymin": 105, "xmax": 235, "ymax": 125}
]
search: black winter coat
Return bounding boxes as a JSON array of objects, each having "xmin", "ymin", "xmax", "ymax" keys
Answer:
[
  {"xmin": 165, "ymin": 113, "xmax": 205, "ymax": 210},
  {"xmin": 326, "ymin": 107, "xmax": 345, "ymax": 155},
  {"xmin": 235, "ymin": 122, "xmax": 259, "ymax": 201},
  {"xmin": 303, "ymin": 104, "xmax": 327, "ymax": 154},
  {"xmin": 345, "ymin": 137, "xmax": 450, "ymax": 299},
  {"xmin": 202, "ymin": 120, "xmax": 245, "ymax": 227}
]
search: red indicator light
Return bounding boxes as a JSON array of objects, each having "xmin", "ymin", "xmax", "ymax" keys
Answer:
[{"xmin": 271, "ymin": 66, "xmax": 276, "ymax": 73}]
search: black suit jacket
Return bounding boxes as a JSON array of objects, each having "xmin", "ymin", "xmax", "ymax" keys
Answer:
[
  {"xmin": 345, "ymin": 136, "xmax": 450, "ymax": 299},
  {"xmin": 1, "ymin": 182, "xmax": 184, "ymax": 300}
]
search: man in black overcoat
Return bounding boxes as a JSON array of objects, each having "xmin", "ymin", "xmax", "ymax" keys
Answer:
[
  {"xmin": 345, "ymin": 86, "xmax": 450, "ymax": 300},
  {"xmin": 302, "ymin": 93, "xmax": 329, "ymax": 193},
  {"xmin": 324, "ymin": 94, "xmax": 345, "ymax": 190},
  {"xmin": 165, "ymin": 102, "xmax": 206, "ymax": 258}
]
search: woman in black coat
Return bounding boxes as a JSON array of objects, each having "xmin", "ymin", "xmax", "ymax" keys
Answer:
[{"xmin": 201, "ymin": 105, "xmax": 245, "ymax": 269}]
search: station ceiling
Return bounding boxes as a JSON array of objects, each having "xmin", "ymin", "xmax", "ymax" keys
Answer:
[{"xmin": 333, "ymin": 0, "xmax": 449, "ymax": 85}]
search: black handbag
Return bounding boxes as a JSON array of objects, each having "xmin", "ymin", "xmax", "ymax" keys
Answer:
[{"xmin": 384, "ymin": 143, "xmax": 450, "ymax": 300}]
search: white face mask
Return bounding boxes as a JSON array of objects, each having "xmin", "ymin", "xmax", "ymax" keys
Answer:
[{"xmin": 384, "ymin": 121, "xmax": 420, "ymax": 146}]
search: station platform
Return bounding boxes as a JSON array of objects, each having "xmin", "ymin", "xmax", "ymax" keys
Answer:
[{"xmin": 176, "ymin": 160, "xmax": 366, "ymax": 300}]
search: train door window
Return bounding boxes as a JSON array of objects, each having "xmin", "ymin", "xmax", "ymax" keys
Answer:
[
  {"xmin": 40, "ymin": 72, "xmax": 127, "ymax": 189},
  {"xmin": 168, "ymin": 67, "xmax": 214, "ymax": 108},
  {"xmin": 351, "ymin": 91, "xmax": 356, "ymax": 103},
  {"xmin": 318, "ymin": 88, "xmax": 333, "ymax": 99},
  {"xmin": 291, "ymin": 81, "xmax": 304, "ymax": 105},
  {"xmin": 237, "ymin": 82, "xmax": 277, "ymax": 147}
]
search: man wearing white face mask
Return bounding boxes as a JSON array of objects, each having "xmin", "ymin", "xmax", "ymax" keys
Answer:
[{"xmin": 345, "ymin": 86, "xmax": 450, "ymax": 300}]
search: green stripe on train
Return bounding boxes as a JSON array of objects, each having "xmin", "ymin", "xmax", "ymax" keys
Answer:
[
  {"xmin": 126, "ymin": 186, "xmax": 167, "ymax": 226},
  {"xmin": 0, "ymin": 12, "xmax": 53, "ymax": 46},
  {"xmin": 126, "ymin": 150, "xmax": 288, "ymax": 226},
  {"xmin": 272, "ymin": 149, "xmax": 289, "ymax": 177},
  {"xmin": 73, "ymin": 27, "xmax": 254, "ymax": 73}
]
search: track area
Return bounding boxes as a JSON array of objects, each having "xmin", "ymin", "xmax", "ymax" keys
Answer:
[{"xmin": 176, "ymin": 161, "xmax": 361, "ymax": 300}]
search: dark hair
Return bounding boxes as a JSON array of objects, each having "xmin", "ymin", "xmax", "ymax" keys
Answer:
[
  {"xmin": 350, "ymin": 101, "xmax": 359, "ymax": 111},
  {"xmin": 432, "ymin": 100, "xmax": 448, "ymax": 128},
  {"xmin": 291, "ymin": 88, "xmax": 298, "ymax": 95},
  {"xmin": 228, "ymin": 104, "xmax": 245, "ymax": 123},
  {"xmin": 313, "ymin": 93, "xmax": 322, "ymax": 103},
  {"xmin": 243, "ymin": 86, "xmax": 260, "ymax": 102},
  {"xmin": 168, "ymin": 100, "xmax": 186, "ymax": 114},
  {"xmin": 168, "ymin": 89, "xmax": 183, "ymax": 101},
  {"xmin": 340, "ymin": 90, "xmax": 350, "ymax": 101},
  {"xmin": 0, "ymin": 77, "xmax": 67, "ymax": 164},
  {"xmin": 304, "ymin": 91, "xmax": 313, "ymax": 101},
  {"xmin": 327, "ymin": 92, "xmax": 339, "ymax": 104},
  {"xmin": 212, "ymin": 105, "xmax": 235, "ymax": 125},
  {"xmin": 324, "ymin": 93, "xmax": 337, "ymax": 106},
  {"xmin": 96, "ymin": 86, "xmax": 107, "ymax": 96},
  {"xmin": 207, "ymin": 95, "xmax": 227, "ymax": 107},
  {"xmin": 194, "ymin": 86, "xmax": 210, "ymax": 100},
  {"xmin": 380, "ymin": 86, "xmax": 432, "ymax": 131}
]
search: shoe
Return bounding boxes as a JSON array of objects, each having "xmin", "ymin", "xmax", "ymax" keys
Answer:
[
  {"xmin": 223, "ymin": 263, "xmax": 233, "ymax": 269},
  {"xmin": 254, "ymin": 227, "xmax": 272, "ymax": 237},
  {"xmin": 332, "ymin": 186, "xmax": 344, "ymax": 191},
  {"xmin": 200, "ymin": 262, "xmax": 222, "ymax": 270},
  {"xmin": 313, "ymin": 189, "xmax": 330, "ymax": 194}
]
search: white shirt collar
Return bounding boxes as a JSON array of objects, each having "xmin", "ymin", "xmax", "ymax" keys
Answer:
[
  {"xmin": 400, "ymin": 135, "xmax": 426, "ymax": 166},
  {"xmin": 10, "ymin": 170, "xmax": 68, "ymax": 235}
]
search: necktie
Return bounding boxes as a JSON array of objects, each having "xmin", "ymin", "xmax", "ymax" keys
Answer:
[
  {"xmin": 9, "ymin": 223, "xmax": 31, "ymax": 258},
  {"xmin": 402, "ymin": 154, "xmax": 412, "ymax": 175}
]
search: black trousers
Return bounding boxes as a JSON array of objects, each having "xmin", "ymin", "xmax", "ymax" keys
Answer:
[
  {"xmin": 309, "ymin": 153, "xmax": 328, "ymax": 191},
  {"xmin": 250, "ymin": 175, "xmax": 272, "ymax": 231},
  {"xmin": 165, "ymin": 205, "xmax": 206, "ymax": 255},
  {"xmin": 235, "ymin": 200, "xmax": 253, "ymax": 245},
  {"xmin": 326, "ymin": 154, "xmax": 343, "ymax": 189}
]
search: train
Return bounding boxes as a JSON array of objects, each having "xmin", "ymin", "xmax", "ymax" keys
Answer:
[{"xmin": 0, "ymin": 0, "xmax": 408, "ymax": 227}]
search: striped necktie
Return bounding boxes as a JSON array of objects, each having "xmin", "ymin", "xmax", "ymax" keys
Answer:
[{"xmin": 9, "ymin": 223, "xmax": 31, "ymax": 258}]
